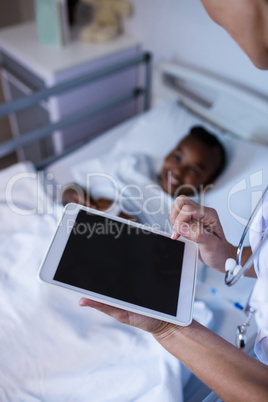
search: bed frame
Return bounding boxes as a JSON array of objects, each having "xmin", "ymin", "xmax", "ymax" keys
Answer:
[
  {"xmin": 1, "ymin": 57, "xmax": 268, "ymax": 170},
  {"xmin": 155, "ymin": 62, "xmax": 268, "ymax": 145},
  {"xmin": 0, "ymin": 51, "xmax": 152, "ymax": 169}
]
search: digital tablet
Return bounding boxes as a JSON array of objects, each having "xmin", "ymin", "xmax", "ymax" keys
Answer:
[{"xmin": 38, "ymin": 204, "xmax": 198, "ymax": 326}]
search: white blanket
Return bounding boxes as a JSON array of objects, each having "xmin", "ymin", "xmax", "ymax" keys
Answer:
[
  {"xmin": 73, "ymin": 152, "xmax": 177, "ymax": 232},
  {"xmin": 0, "ymin": 213, "xmax": 187, "ymax": 401}
]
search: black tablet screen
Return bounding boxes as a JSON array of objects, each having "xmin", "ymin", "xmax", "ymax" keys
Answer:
[{"xmin": 54, "ymin": 210, "xmax": 184, "ymax": 316}]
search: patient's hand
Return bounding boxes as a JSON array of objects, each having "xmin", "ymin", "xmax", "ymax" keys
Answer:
[
  {"xmin": 62, "ymin": 185, "xmax": 97, "ymax": 209},
  {"xmin": 87, "ymin": 198, "xmax": 137, "ymax": 221},
  {"xmin": 94, "ymin": 198, "xmax": 113, "ymax": 211},
  {"xmin": 62, "ymin": 185, "xmax": 137, "ymax": 221},
  {"xmin": 118, "ymin": 211, "xmax": 138, "ymax": 222}
]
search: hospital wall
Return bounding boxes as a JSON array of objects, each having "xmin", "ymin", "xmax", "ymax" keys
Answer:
[{"xmin": 124, "ymin": 0, "xmax": 268, "ymax": 97}]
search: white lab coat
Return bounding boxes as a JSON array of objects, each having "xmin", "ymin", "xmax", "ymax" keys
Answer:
[{"xmin": 249, "ymin": 192, "xmax": 268, "ymax": 364}]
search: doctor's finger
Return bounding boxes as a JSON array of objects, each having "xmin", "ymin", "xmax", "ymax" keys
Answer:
[
  {"xmin": 173, "ymin": 204, "xmax": 223, "ymax": 241},
  {"xmin": 169, "ymin": 196, "xmax": 202, "ymax": 225},
  {"xmin": 170, "ymin": 209, "xmax": 205, "ymax": 241},
  {"xmin": 173, "ymin": 219, "xmax": 209, "ymax": 244},
  {"xmin": 171, "ymin": 203, "xmax": 206, "ymax": 236}
]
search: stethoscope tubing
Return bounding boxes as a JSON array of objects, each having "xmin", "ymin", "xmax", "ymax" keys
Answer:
[{"xmin": 225, "ymin": 185, "xmax": 268, "ymax": 286}]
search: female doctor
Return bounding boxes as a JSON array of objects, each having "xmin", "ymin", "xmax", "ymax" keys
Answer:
[{"xmin": 79, "ymin": 0, "xmax": 268, "ymax": 399}]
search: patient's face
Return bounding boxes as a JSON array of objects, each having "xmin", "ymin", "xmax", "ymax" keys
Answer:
[{"xmin": 160, "ymin": 134, "xmax": 221, "ymax": 196}]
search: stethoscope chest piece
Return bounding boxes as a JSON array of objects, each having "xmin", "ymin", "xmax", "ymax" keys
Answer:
[
  {"xmin": 236, "ymin": 325, "xmax": 247, "ymax": 349},
  {"xmin": 225, "ymin": 258, "xmax": 242, "ymax": 279},
  {"xmin": 236, "ymin": 305, "xmax": 256, "ymax": 349}
]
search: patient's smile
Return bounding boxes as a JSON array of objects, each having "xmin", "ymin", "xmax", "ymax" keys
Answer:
[
  {"xmin": 160, "ymin": 132, "xmax": 222, "ymax": 197},
  {"xmin": 168, "ymin": 172, "xmax": 181, "ymax": 186}
]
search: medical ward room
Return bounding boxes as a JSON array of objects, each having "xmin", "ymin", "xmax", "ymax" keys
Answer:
[{"xmin": 0, "ymin": 0, "xmax": 268, "ymax": 401}]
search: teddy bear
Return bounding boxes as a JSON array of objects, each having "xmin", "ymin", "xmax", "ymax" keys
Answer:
[{"xmin": 79, "ymin": 0, "xmax": 133, "ymax": 43}]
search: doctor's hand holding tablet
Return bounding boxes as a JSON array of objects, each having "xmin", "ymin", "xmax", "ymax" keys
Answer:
[{"xmin": 39, "ymin": 203, "xmax": 198, "ymax": 328}]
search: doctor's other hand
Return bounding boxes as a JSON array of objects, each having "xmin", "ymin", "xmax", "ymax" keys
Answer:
[
  {"xmin": 170, "ymin": 195, "xmax": 236, "ymax": 272},
  {"xmin": 79, "ymin": 298, "xmax": 181, "ymax": 338}
]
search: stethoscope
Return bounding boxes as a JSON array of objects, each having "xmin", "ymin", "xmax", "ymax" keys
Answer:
[{"xmin": 224, "ymin": 186, "xmax": 268, "ymax": 348}]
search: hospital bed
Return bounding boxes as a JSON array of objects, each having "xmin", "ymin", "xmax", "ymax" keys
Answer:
[{"xmin": 0, "ymin": 54, "xmax": 268, "ymax": 401}]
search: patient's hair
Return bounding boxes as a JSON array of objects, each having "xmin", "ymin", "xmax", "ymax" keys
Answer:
[{"xmin": 189, "ymin": 125, "xmax": 226, "ymax": 180}]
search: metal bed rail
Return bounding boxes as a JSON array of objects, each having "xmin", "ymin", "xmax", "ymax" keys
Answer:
[{"xmin": 0, "ymin": 51, "xmax": 152, "ymax": 167}]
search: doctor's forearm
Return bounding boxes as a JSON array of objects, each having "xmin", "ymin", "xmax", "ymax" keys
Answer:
[{"xmin": 154, "ymin": 320, "xmax": 268, "ymax": 401}]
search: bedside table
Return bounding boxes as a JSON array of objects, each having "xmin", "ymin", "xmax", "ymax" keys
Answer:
[{"xmin": 0, "ymin": 22, "xmax": 142, "ymax": 163}]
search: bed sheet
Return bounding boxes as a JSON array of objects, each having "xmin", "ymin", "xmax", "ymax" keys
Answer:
[
  {"xmin": 47, "ymin": 100, "xmax": 268, "ymax": 245},
  {"xmin": 0, "ymin": 212, "xmax": 183, "ymax": 402},
  {"xmin": 0, "ymin": 162, "xmax": 56, "ymax": 242}
]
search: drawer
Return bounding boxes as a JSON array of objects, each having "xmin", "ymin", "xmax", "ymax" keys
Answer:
[{"xmin": 0, "ymin": 51, "xmax": 45, "ymax": 90}]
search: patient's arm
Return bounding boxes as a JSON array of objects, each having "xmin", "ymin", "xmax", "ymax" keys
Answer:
[
  {"xmin": 118, "ymin": 211, "xmax": 138, "ymax": 222},
  {"xmin": 62, "ymin": 184, "xmax": 137, "ymax": 221},
  {"xmin": 62, "ymin": 184, "xmax": 97, "ymax": 209},
  {"xmin": 93, "ymin": 198, "xmax": 138, "ymax": 221},
  {"xmin": 62, "ymin": 185, "xmax": 113, "ymax": 212}
]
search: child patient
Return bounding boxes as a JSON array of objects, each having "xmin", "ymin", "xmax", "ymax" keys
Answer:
[{"xmin": 62, "ymin": 126, "xmax": 225, "ymax": 220}]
